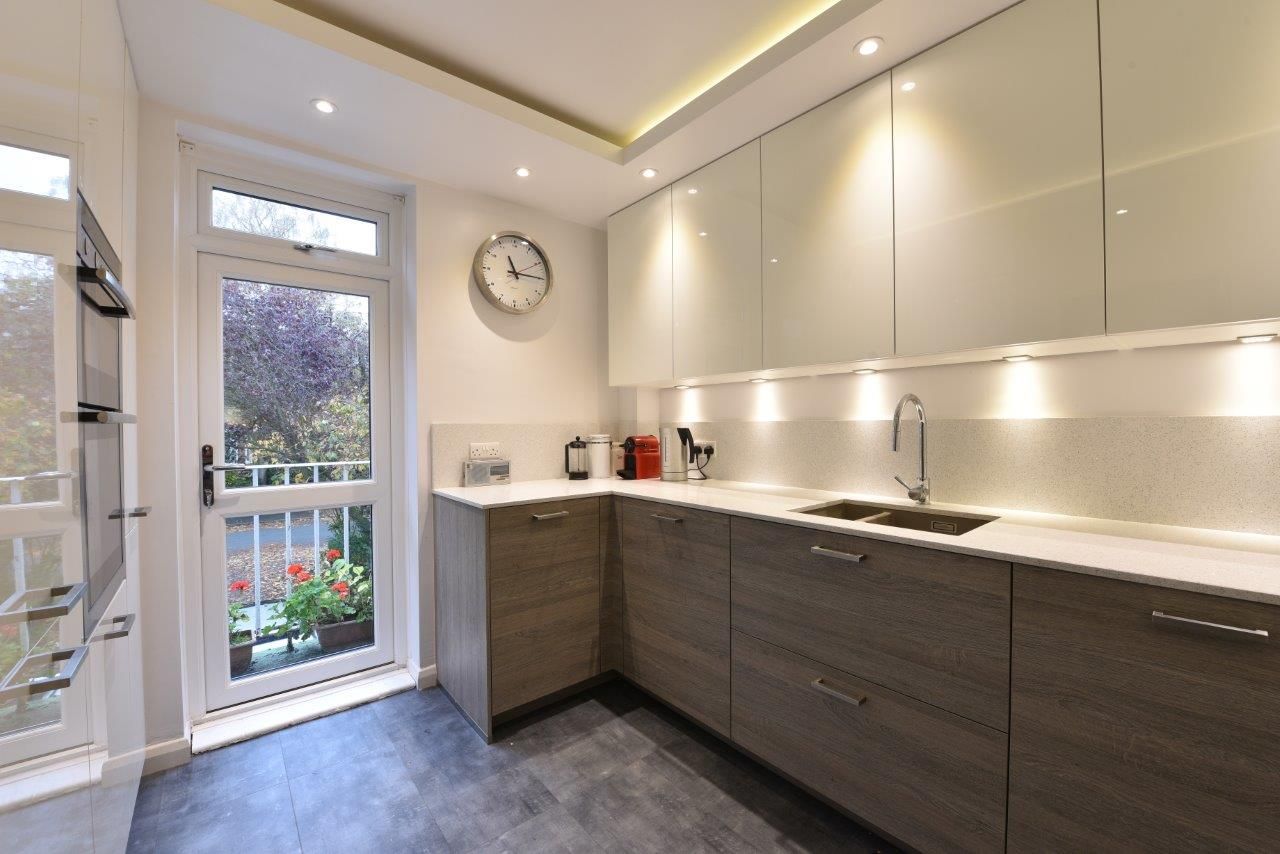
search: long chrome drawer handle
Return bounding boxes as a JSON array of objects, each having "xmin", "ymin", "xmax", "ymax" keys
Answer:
[
  {"xmin": 811, "ymin": 678, "xmax": 866, "ymax": 707},
  {"xmin": 0, "ymin": 645, "xmax": 90, "ymax": 701},
  {"xmin": 650, "ymin": 513, "xmax": 684, "ymax": 523},
  {"xmin": 0, "ymin": 470, "xmax": 75, "ymax": 484},
  {"xmin": 0, "ymin": 582, "xmax": 87, "ymax": 626},
  {"xmin": 1151, "ymin": 610, "xmax": 1269, "ymax": 642},
  {"xmin": 531, "ymin": 511, "xmax": 570, "ymax": 521},
  {"xmin": 95, "ymin": 613, "xmax": 137, "ymax": 642},
  {"xmin": 810, "ymin": 545, "xmax": 865, "ymax": 563}
]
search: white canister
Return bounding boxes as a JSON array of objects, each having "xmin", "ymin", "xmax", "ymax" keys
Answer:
[{"xmin": 586, "ymin": 434, "xmax": 613, "ymax": 479}]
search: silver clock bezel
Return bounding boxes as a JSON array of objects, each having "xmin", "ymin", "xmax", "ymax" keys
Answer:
[{"xmin": 471, "ymin": 231, "xmax": 554, "ymax": 315}]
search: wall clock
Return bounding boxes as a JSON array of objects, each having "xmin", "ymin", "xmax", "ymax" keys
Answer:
[{"xmin": 472, "ymin": 231, "xmax": 553, "ymax": 314}]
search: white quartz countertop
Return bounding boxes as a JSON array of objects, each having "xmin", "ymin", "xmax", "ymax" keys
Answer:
[{"xmin": 434, "ymin": 478, "xmax": 1280, "ymax": 606}]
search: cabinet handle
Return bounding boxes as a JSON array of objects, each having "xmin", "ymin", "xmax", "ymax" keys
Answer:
[
  {"xmin": 0, "ymin": 582, "xmax": 87, "ymax": 626},
  {"xmin": 0, "ymin": 645, "xmax": 90, "ymax": 701},
  {"xmin": 0, "ymin": 471, "xmax": 74, "ymax": 484},
  {"xmin": 64, "ymin": 410, "xmax": 137, "ymax": 424},
  {"xmin": 811, "ymin": 678, "xmax": 866, "ymax": 707},
  {"xmin": 1151, "ymin": 610, "xmax": 1269, "ymax": 642},
  {"xmin": 95, "ymin": 613, "xmax": 136, "ymax": 642},
  {"xmin": 650, "ymin": 513, "xmax": 683, "ymax": 524},
  {"xmin": 531, "ymin": 511, "xmax": 569, "ymax": 521},
  {"xmin": 108, "ymin": 506, "xmax": 151, "ymax": 520},
  {"xmin": 810, "ymin": 545, "xmax": 865, "ymax": 563}
]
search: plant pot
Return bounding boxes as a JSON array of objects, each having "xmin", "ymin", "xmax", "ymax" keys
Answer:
[
  {"xmin": 229, "ymin": 637, "xmax": 254, "ymax": 676},
  {"xmin": 314, "ymin": 618, "xmax": 374, "ymax": 652}
]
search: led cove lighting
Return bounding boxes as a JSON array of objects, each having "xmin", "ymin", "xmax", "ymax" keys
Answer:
[
  {"xmin": 853, "ymin": 368, "xmax": 877, "ymax": 375},
  {"xmin": 900, "ymin": 81, "xmax": 916, "ymax": 92},
  {"xmin": 1002, "ymin": 354, "xmax": 1033, "ymax": 363},
  {"xmin": 749, "ymin": 378, "xmax": 768, "ymax": 384},
  {"xmin": 854, "ymin": 37, "xmax": 883, "ymax": 56},
  {"xmin": 311, "ymin": 98, "xmax": 337, "ymax": 114},
  {"xmin": 1238, "ymin": 334, "xmax": 1277, "ymax": 344},
  {"xmin": 640, "ymin": 167, "xmax": 659, "ymax": 179},
  {"xmin": 513, "ymin": 166, "xmax": 531, "ymax": 178}
]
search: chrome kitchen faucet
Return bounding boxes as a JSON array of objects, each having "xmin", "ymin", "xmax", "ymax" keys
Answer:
[{"xmin": 892, "ymin": 393, "xmax": 930, "ymax": 504}]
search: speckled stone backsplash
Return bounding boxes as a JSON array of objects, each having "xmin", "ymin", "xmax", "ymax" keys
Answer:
[
  {"xmin": 430, "ymin": 423, "xmax": 610, "ymax": 488},
  {"xmin": 664, "ymin": 417, "xmax": 1280, "ymax": 536}
]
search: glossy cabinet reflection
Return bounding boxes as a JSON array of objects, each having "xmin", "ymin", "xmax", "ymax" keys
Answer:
[
  {"xmin": 761, "ymin": 74, "xmax": 893, "ymax": 367},
  {"xmin": 608, "ymin": 187, "xmax": 673, "ymax": 386},
  {"xmin": 1101, "ymin": 0, "xmax": 1280, "ymax": 332},
  {"xmin": 892, "ymin": 0, "xmax": 1105, "ymax": 355},
  {"xmin": 672, "ymin": 141, "xmax": 762, "ymax": 378}
]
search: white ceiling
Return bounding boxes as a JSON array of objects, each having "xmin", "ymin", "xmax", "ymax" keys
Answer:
[
  {"xmin": 277, "ymin": 0, "xmax": 845, "ymax": 145},
  {"xmin": 119, "ymin": 0, "xmax": 1014, "ymax": 227}
]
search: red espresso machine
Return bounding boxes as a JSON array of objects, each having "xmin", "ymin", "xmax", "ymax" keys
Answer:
[{"xmin": 618, "ymin": 434, "xmax": 662, "ymax": 479}]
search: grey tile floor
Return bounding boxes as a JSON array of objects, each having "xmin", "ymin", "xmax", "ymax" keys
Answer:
[{"xmin": 128, "ymin": 680, "xmax": 899, "ymax": 853}]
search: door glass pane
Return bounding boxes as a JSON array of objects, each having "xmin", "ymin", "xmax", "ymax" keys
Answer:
[
  {"xmin": 0, "ymin": 535, "xmax": 65, "ymax": 737},
  {"xmin": 0, "ymin": 143, "xmax": 70, "ymax": 200},
  {"xmin": 221, "ymin": 279, "xmax": 371, "ymax": 489},
  {"xmin": 210, "ymin": 188, "xmax": 378, "ymax": 255},
  {"xmin": 225, "ymin": 504, "xmax": 374, "ymax": 680},
  {"xmin": 0, "ymin": 249, "xmax": 58, "ymax": 505}
]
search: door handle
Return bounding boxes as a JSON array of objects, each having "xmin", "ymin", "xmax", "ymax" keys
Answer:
[
  {"xmin": 650, "ymin": 513, "xmax": 684, "ymax": 524},
  {"xmin": 810, "ymin": 545, "xmax": 866, "ymax": 563},
  {"xmin": 811, "ymin": 677, "xmax": 866, "ymax": 707},
  {"xmin": 202, "ymin": 444, "xmax": 247, "ymax": 507},
  {"xmin": 531, "ymin": 511, "xmax": 570, "ymax": 521}
]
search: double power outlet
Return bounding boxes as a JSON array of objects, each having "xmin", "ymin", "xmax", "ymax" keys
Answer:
[{"xmin": 469, "ymin": 442, "xmax": 503, "ymax": 460}]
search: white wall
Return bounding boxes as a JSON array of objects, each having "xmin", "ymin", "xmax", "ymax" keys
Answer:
[{"xmin": 134, "ymin": 100, "xmax": 612, "ymax": 743}]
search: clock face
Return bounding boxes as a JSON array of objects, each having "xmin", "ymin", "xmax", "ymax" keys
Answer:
[{"xmin": 472, "ymin": 232, "xmax": 553, "ymax": 314}]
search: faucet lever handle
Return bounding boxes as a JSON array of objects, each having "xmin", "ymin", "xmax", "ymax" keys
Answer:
[{"xmin": 894, "ymin": 475, "xmax": 913, "ymax": 490}]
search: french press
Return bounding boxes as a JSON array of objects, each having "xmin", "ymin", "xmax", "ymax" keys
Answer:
[{"xmin": 564, "ymin": 436, "xmax": 589, "ymax": 480}]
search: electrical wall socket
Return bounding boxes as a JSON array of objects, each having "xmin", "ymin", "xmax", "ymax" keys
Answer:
[
  {"xmin": 694, "ymin": 439, "xmax": 716, "ymax": 456},
  {"xmin": 469, "ymin": 442, "xmax": 502, "ymax": 460}
]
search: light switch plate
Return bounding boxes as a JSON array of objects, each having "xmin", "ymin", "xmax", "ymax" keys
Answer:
[{"xmin": 469, "ymin": 442, "xmax": 502, "ymax": 460}]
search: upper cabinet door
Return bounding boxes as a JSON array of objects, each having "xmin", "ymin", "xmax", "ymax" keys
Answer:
[
  {"xmin": 608, "ymin": 188, "xmax": 673, "ymax": 386},
  {"xmin": 78, "ymin": 0, "xmax": 127, "ymax": 253},
  {"xmin": 762, "ymin": 74, "xmax": 894, "ymax": 367},
  {"xmin": 0, "ymin": 0, "xmax": 81, "ymax": 143},
  {"xmin": 892, "ymin": 0, "xmax": 1105, "ymax": 356},
  {"xmin": 673, "ymin": 141, "xmax": 762, "ymax": 378},
  {"xmin": 1102, "ymin": 0, "xmax": 1280, "ymax": 332}
]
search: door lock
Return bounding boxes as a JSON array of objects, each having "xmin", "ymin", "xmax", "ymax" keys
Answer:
[{"xmin": 201, "ymin": 444, "xmax": 248, "ymax": 507}]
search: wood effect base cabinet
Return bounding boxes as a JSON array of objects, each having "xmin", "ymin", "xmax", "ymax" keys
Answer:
[
  {"xmin": 1008, "ymin": 566, "xmax": 1280, "ymax": 852},
  {"xmin": 618, "ymin": 497, "xmax": 731, "ymax": 737},
  {"xmin": 733, "ymin": 631, "xmax": 1008, "ymax": 854},
  {"xmin": 435, "ymin": 496, "xmax": 602, "ymax": 739}
]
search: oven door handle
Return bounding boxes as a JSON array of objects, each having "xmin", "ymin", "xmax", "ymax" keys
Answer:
[{"xmin": 77, "ymin": 264, "xmax": 135, "ymax": 319}]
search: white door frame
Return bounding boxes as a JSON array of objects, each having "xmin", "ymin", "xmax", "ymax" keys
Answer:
[
  {"xmin": 196, "ymin": 253, "xmax": 394, "ymax": 710},
  {"xmin": 175, "ymin": 145, "xmax": 408, "ymax": 721}
]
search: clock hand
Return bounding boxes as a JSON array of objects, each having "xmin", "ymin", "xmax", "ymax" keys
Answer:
[
  {"xmin": 518, "ymin": 274, "xmax": 545, "ymax": 281},
  {"xmin": 507, "ymin": 255, "xmax": 520, "ymax": 280},
  {"xmin": 515, "ymin": 261, "xmax": 544, "ymax": 274}
]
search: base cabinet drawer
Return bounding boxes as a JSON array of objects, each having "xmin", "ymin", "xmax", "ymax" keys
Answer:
[
  {"xmin": 489, "ymin": 498, "xmax": 601, "ymax": 715},
  {"xmin": 732, "ymin": 631, "xmax": 1008, "ymax": 853},
  {"xmin": 1008, "ymin": 566, "xmax": 1280, "ymax": 853},
  {"xmin": 620, "ymin": 498, "xmax": 731, "ymax": 736},
  {"xmin": 732, "ymin": 516, "xmax": 1011, "ymax": 729}
]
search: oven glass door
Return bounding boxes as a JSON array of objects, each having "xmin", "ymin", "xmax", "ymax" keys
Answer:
[
  {"xmin": 78, "ymin": 296, "xmax": 121, "ymax": 411},
  {"xmin": 80, "ymin": 419, "xmax": 124, "ymax": 633}
]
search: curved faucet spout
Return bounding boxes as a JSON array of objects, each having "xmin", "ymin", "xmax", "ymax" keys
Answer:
[{"xmin": 891, "ymin": 393, "xmax": 929, "ymax": 504}]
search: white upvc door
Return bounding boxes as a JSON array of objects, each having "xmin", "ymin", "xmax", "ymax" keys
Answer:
[{"xmin": 196, "ymin": 252, "xmax": 394, "ymax": 711}]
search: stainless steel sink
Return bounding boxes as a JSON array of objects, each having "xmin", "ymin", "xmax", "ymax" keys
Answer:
[{"xmin": 796, "ymin": 500, "xmax": 998, "ymax": 536}]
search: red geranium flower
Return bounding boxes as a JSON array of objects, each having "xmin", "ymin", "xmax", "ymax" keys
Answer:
[
  {"xmin": 295, "ymin": 571, "xmax": 313, "ymax": 583},
  {"xmin": 325, "ymin": 549, "xmax": 341, "ymax": 561},
  {"xmin": 286, "ymin": 563, "xmax": 304, "ymax": 576},
  {"xmin": 229, "ymin": 580, "xmax": 251, "ymax": 592},
  {"xmin": 331, "ymin": 581, "xmax": 350, "ymax": 599}
]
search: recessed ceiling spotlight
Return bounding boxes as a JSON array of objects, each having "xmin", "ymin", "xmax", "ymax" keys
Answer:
[
  {"xmin": 1238, "ymin": 333, "xmax": 1277, "ymax": 344},
  {"xmin": 311, "ymin": 98, "xmax": 337, "ymax": 114},
  {"xmin": 687, "ymin": 188, "xmax": 698, "ymax": 195},
  {"xmin": 640, "ymin": 167, "xmax": 659, "ymax": 179},
  {"xmin": 900, "ymin": 81, "xmax": 916, "ymax": 92},
  {"xmin": 1002, "ymin": 354, "xmax": 1034, "ymax": 363},
  {"xmin": 749, "ymin": 377, "xmax": 769, "ymax": 384},
  {"xmin": 854, "ymin": 37, "xmax": 883, "ymax": 56},
  {"xmin": 698, "ymin": 231, "xmax": 708, "ymax": 238},
  {"xmin": 674, "ymin": 384, "xmax": 691, "ymax": 390},
  {"xmin": 769, "ymin": 258, "xmax": 779, "ymax": 263},
  {"xmin": 853, "ymin": 368, "xmax": 877, "ymax": 375},
  {"xmin": 1115, "ymin": 208, "xmax": 1129, "ymax": 215},
  {"xmin": 513, "ymin": 166, "xmax": 531, "ymax": 178}
]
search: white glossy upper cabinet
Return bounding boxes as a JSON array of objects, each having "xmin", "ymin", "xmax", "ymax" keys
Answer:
[
  {"xmin": 892, "ymin": 0, "xmax": 1104, "ymax": 355},
  {"xmin": 1102, "ymin": 0, "xmax": 1280, "ymax": 332},
  {"xmin": 672, "ymin": 141, "xmax": 762, "ymax": 378},
  {"xmin": 78, "ymin": 0, "xmax": 127, "ymax": 252},
  {"xmin": 0, "ymin": 0, "xmax": 81, "ymax": 143},
  {"xmin": 762, "ymin": 74, "xmax": 893, "ymax": 367},
  {"xmin": 608, "ymin": 188, "xmax": 673, "ymax": 386}
]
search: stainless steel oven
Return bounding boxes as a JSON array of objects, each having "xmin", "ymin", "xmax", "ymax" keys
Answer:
[{"xmin": 75, "ymin": 194, "xmax": 137, "ymax": 635}]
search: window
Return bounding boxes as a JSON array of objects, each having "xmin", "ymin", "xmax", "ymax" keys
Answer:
[
  {"xmin": 0, "ymin": 143, "xmax": 70, "ymax": 200},
  {"xmin": 210, "ymin": 187, "xmax": 379, "ymax": 256}
]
